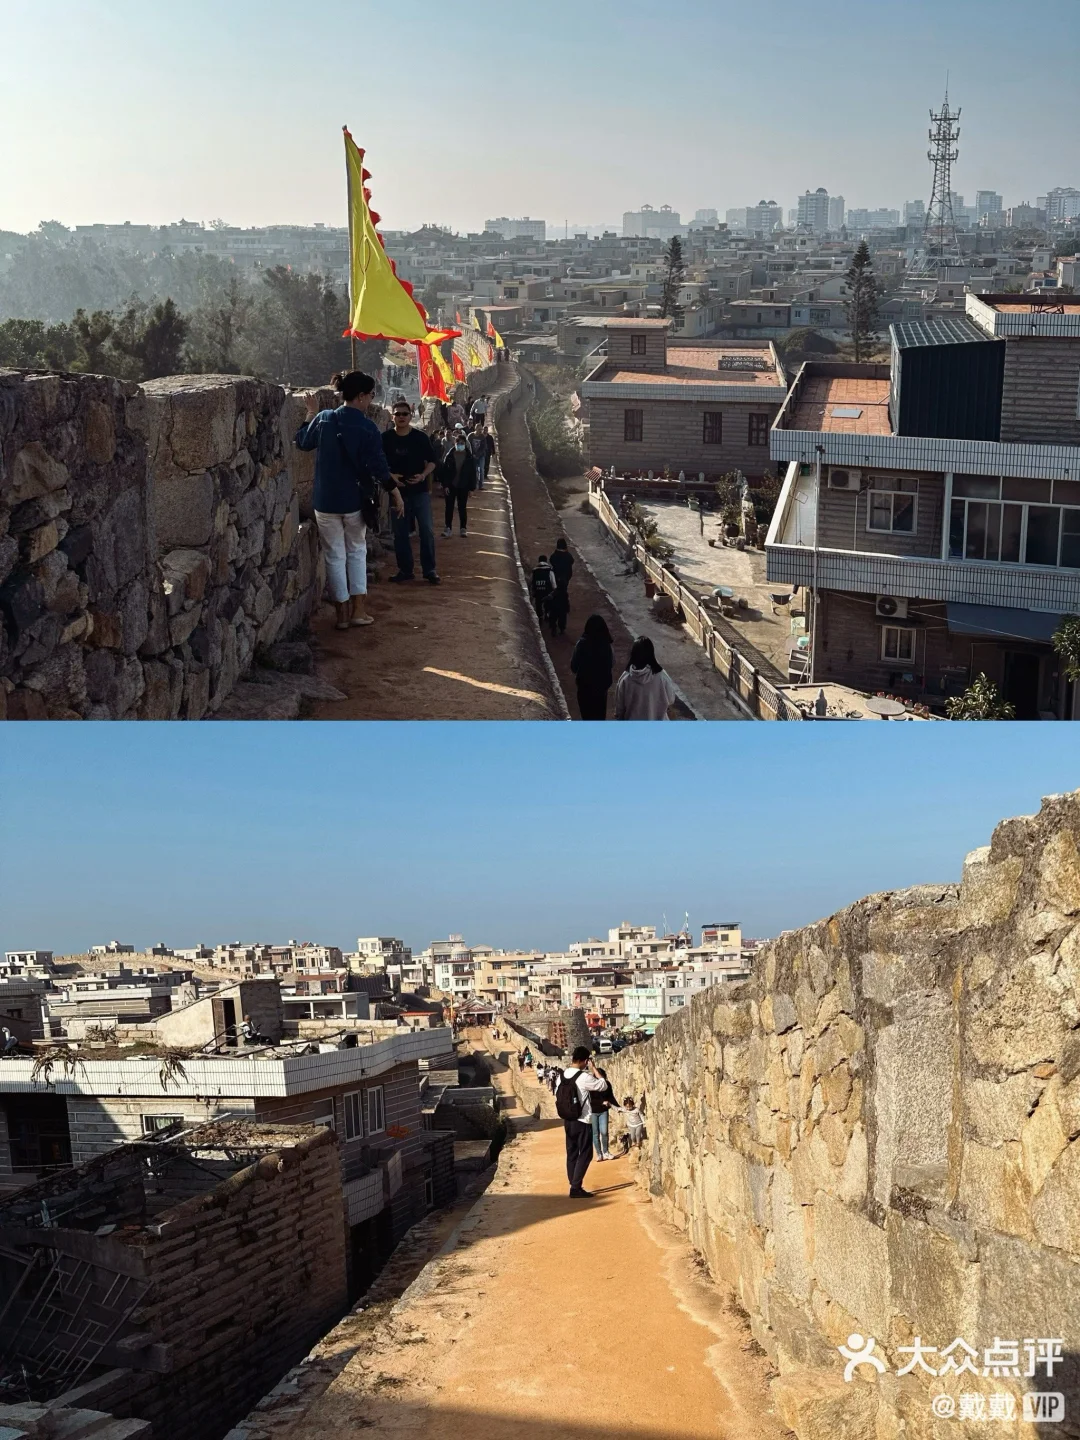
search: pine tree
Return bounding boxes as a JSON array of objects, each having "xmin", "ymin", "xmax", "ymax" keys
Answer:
[
  {"xmin": 659, "ymin": 236, "xmax": 686, "ymax": 326},
  {"xmin": 845, "ymin": 241, "xmax": 880, "ymax": 363}
]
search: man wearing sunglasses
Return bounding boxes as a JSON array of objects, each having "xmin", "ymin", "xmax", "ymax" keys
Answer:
[{"xmin": 382, "ymin": 402, "xmax": 441, "ymax": 585}]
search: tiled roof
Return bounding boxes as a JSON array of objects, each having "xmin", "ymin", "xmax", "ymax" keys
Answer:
[{"xmin": 791, "ymin": 376, "xmax": 893, "ymax": 434}]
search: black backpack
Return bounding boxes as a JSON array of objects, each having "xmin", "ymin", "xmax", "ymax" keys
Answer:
[{"xmin": 555, "ymin": 1068, "xmax": 586, "ymax": 1122}]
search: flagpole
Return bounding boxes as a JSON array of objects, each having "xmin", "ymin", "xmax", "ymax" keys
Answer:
[{"xmin": 344, "ymin": 125, "xmax": 357, "ymax": 371}]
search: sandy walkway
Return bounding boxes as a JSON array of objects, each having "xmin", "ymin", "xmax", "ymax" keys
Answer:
[
  {"xmin": 306, "ymin": 367, "xmax": 562, "ymax": 721},
  {"xmin": 293, "ymin": 1111, "xmax": 786, "ymax": 1440}
]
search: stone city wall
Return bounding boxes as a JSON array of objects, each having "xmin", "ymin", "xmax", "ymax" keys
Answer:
[
  {"xmin": 0, "ymin": 370, "xmax": 325, "ymax": 719},
  {"xmin": 608, "ymin": 791, "xmax": 1080, "ymax": 1440}
]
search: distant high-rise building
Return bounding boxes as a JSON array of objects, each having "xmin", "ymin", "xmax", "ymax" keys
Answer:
[
  {"xmin": 827, "ymin": 195, "xmax": 845, "ymax": 230},
  {"xmin": 903, "ymin": 199, "xmax": 926, "ymax": 225},
  {"xmin": 975, "ymin": 190, "xmax": 1003, "ymax": 223},
  {"xmin": 846, "ymin": 208, "xmax": 901, "ymax": 231},
  {"xmin": 622, "ymin": 204, "xmax": 683, "ymax": 239},
  {"xmin": 1045, "ymin": 187, "xmax": 1080, "ymax": 224},
  {"xmin": 725, "ymin": 208, "xmax": 747, "ymax": 231},
  {"xmin": 745, "ymin": 200, "xmax": 783, "ymax": 235},
  {"xmin": 693, "ymin": 208, "xmax": 719, "ymax": 225},
  {"xmin": 484, "ymin": 217, "xmax": 546, "ymax": 242},
  {"xmin": 796, "ymin": 188, "xmax": 833, "ymax": 233}
]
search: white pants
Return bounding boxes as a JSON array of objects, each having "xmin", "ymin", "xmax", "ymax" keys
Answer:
[{"xmin": 316, "ymin": 511, "xmax": 368, "ymax": 603}]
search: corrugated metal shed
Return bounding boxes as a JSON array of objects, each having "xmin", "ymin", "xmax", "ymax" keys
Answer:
[{"xmin": 889, "ymin": 321, "xmax": 1005, "ymax": 442}]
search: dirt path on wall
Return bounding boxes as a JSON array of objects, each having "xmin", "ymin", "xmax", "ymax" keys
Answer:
[
  {"xmin": 282, "ymin": 1106, "xmax": 786, "ymax": 1440},
  {"xmin": 305, "ymin": 367, "xmax": 562, "ymax": 721}
]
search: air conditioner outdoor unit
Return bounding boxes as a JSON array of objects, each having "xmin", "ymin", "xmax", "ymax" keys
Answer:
[
  {"xmin": 828, "ymin": 468, "xmax": 862, "ymax": 490},
  {"xmin": 876, "ymin": 596, "xmax": 909, "ymax": 620}
]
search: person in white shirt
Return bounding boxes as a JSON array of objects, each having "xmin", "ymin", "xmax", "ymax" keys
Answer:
[
  {"xmin": 614, "ymin": 636, "xmax": 678, "ymax": 721},
  {"xmin": 622, "ymin": 1098, "xmax": 645, "ymax": 1149},
  {"xmin": 558, "ymin": 1046, "xmax": 608, "ymax": 1197}
]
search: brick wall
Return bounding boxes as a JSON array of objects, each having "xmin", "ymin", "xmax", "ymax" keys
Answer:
[
  {"xmin": 605, "ymin": 327, "xmax": 670, "ymax": 372},
  {"xmin": 588, "ymin": 396, "xmax": 780, "ymax": 478},
  {"xmin": 817, "ymin": 475, "xmax": 944, "ymax": 557},
  {"xmin": 132, "ymin": 1128, "xmax": 347, "ymax": 1440},
  {"xmin": 816, "ymin": 589, "xmax": 994, "ymax": 697},
  {"xmin": 1000, "ymin": 337, "xmax": 1080, "ymax": 446}
]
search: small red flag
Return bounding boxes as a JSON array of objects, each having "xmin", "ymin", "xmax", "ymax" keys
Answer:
[
  {"xmin": 452, "ymin": 352, "xmax": 467, "ymax": 383},
  {"xmin": 487, "ymin": 319, "xmax": 497, "ymax": 340}
]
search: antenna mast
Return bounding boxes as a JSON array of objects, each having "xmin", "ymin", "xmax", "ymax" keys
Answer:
[{"xmin": 916, "ymin": 89, "xmax": 963, "ymax": 277}]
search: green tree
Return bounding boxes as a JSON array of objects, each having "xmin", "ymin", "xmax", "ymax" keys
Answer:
[
  {"xmin": 187, "ymin": 276, "xmax": 254, "ymax": 373},
  {"xmin": 110, "ymin": 299, "xmax": 190, "ymax": 380},
  {"xmin": 71, "ymin": 309, "xmax": 116, "ymax": 374},
  {"xmin": 659, "ymin": 236, "xmax": 686, "ymax": 326},
  {"xmin": 1052, "ymin": 614, "xmax": 1080, "ymax": 682},
  {"xmin": 0, "ymin": 317, "xmax": 79, "ymax": 370},
  {"xmin": 945, "ymin": 673, "xmax": 1016, "ymax": 720},
  {"xmin": 845, "ymin": 241, "xmax": 880, "ymax": 363}
]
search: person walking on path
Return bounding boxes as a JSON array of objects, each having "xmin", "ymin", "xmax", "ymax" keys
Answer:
[
  {"xmin": 467, "ymin": 424, "xmax": 488, "ymax": 490},
  {"xmin": 470, "ymin": 393, "xmax": 489, "ymax": 427},
  {"xmin": 555, "ymin": 1047, "xmax": 608, "ymax": 1197},
  {"xmin": 439, "ymin": 430, "xmax": 480, "ymax": 537},
  {"xmin": 295, "ymin": 372, "xmax": 403, "ymax": 632},
  {"xmin": 550, "ymin": 538, "xmax": 574, "ymax": 594},
  {"xmin": 614, "ymin": 636, "xmax": 679, "ymax": 720},
  {"xmin": 382, "ymin": 400, "xmax": 441, "ymax": 585},
  {"xmin": 481, "ymin": 426, "xmax": 496, "ymax": 487},
  {"xmin": 571, "ymin": 614, "xmax": 615, "ymax": 721},
  {"xmin": 530, "ymin": 555, "xmax": 557, "ymax": 624},
  {"xmin": 590, "ymin": 1066, "xmax": 622, "ymax": 1162}
]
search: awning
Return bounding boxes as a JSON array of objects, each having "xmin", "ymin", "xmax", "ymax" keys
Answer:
[{"xmin": 946, "ymin": 604, "xmax": 1063, "ymax": 645}]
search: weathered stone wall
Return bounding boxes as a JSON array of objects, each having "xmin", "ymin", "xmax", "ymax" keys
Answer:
[
  {"xmin": 0, "ymin": 370, "xmax": 324, "ymax": 719},
  {"xmin": 609, "ymin": 791, "xmax": 1080, "ymax": 1440}
]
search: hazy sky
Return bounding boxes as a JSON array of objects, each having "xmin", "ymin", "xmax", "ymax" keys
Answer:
[
  {"xmin": 1, "ymin": 726, "xmax": 1076, "ymax": 958},
  {"xmin": 1, "ymin": 0, "xmax": 1077, "ymax": 238}
]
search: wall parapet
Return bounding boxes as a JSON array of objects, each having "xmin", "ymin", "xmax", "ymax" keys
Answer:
[
  {"xmin": 0, "ymin": 369, "xmax": 326, "ymax": 719},
  {"xmin": 608, "ymin": 791, "xmax": 1080, "ymax": 1439}
]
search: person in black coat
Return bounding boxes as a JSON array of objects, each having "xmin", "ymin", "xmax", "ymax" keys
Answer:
[
  {"xmin": 439, "ymin": 434, "xmax": 480, "ymax": 537},
  {"xmin": 571, "ymin": 614, "xmax": 615, "ymax": 721}
]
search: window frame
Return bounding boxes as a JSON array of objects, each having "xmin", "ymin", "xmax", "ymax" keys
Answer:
[
  {"xmin": 366, "ymin": 1086, "xmax": 386, "ymax": 1137},
  {"xmin": 624, "ymin": 409, "xmax": 644, "ymax": 443},
  {"xmin": 141, "ymin": 1114, "xmax": 184, "ymax": 1136},
  {"xmin": 880, "ymin": 625, "xmax": 916, "ymax": 663},
  {"xmin": 630, "ymin": 334, "xmax": 647, "ymax": 356},
  {"xmin": 949, "ymin": 491, "xmax": 1080, "ymax": 569},
  {"xmin": 312, "ymin": 1098, "xmax": 336, "ymax": 1132},
  {"xmin": 864, "ymin": 475, "xmax": 918, "ymax": 535},
  {"xmin": 343, "ymin": 1089, "xmax": 364, "ymax": 1141},
  {"xmin": 747, "ymin": 413, "xmax": 770, "ymax": 447},
  {"xmin": 702, "ymin": 411, "xmax": 724, "ymax": 445}
]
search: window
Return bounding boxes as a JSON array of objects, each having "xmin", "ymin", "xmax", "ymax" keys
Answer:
[
  {"xmin": 141, "ymin": 1115, "xmax": 183, "ymax": 1136},
  {"xmin": 747, "ymin": 413, "xmax": 770, "ymax": 446},
  {"xmin": 366, "ymin": 1086, "xmax": 385, "ymax": 1136},
  {"xmin": 948, "ymin": 474, "xmax": 1080, "ymax": 568},
  {"xmin": 630, "ymin": 334, "xmax": 647, "ymax": 356},
  {"xmin": 881, "ymin": 626, "xmax": 916, "ymax": 663},
  {"xmin": 866, "ymin": 475, "xmax": 917, "ymax": 534},
  {"xmin": 312, "ymin": 1098, "xmax": 336, "ymax": 1131},
  {"xmin": 624, "ymin": 409, "xmax": 643, "ymax": 442},
  {"xmin": 344, "ymin": 1090, "xmax": 364, "ymax": 1141},
  {"xmin": 703, "ymin": 412, "xmax": 723, "ymax": 445}
]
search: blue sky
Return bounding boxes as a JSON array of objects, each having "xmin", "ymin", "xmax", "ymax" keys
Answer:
[
  {"xmin": 1, "ymin": 0, "xmax": 1077, "ymax": 236},
  {"xmin": 1, "ymin": 725, "xmax": 1076, "ymax": 958}
]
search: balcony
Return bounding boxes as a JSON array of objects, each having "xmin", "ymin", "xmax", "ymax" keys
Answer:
[{"xmin": 766, "ymin": 463, "xmax": 1080, "ymax": 613}]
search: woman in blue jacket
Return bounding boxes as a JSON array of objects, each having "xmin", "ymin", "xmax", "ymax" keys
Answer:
[{"xmin": 294, "ymin": 372, "xmax": 404, "ymax": 631}]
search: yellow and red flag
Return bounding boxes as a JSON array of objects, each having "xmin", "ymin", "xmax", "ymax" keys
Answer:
[
  {"xmin": 452, "ymin": 352, "xmax": 467, "ymax": 383},
  {"xmin": 415, "ymin": 343, "xmax": 450, "ymax": 403},
  {"xmin": 431, "ymin": 344, "xmax": 456, "ymax": 397},
  {"xmin": 342, "ymin": 129, "xmax": 459, "ymax": 346},
  {"xmin": 493, "ymin": 328, "xmax": 506, "ymax": 350},
  {"xmin": 471, "ymin": 313, "xmax": 482, "ymax": 332}
]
